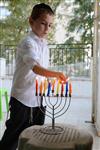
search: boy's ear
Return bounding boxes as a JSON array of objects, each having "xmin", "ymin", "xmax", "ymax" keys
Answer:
[{"xmin": 29, "ymin": 16, "xmax": 34, "ymax": 25}]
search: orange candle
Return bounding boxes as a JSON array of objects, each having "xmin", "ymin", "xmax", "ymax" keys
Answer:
[
  {"xmin": 35, "ymin": 79, "xmax": 38, "ymax": 96},
  {"xmin": 69, "ymin": 83, "xmax": 72, "ymax": 97}
]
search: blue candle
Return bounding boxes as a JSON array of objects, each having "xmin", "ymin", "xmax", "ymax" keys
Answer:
[
  {"xmin": 65, "ymin": 81, "xmax": 68, "ymax": 97},
  {"xmin": 47, "ymin": 81, "xmax": 51, "ymax": 96}
]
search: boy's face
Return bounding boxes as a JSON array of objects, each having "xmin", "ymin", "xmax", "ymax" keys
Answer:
[{"xmin": 30, "ymin": 13, "xmax": 54, "ymax": 38}]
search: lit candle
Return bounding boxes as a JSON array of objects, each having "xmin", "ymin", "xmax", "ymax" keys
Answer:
[
  {"xmin": 56, "ymin": 80, "xmax": 60, "ymax": 96},
  {"xmin": 52, "ymin": 79, "xmax": 56, "ymax": 93},
  {"xmin": 35, "ymin": 78, "xmax": 38, "ymax": 96},
  {"xmin": 43, "ymin": 79, "xmax": 47, "ymax": 96},
  {"xmin": 39, "ymin": 81, "xmax": 43, "ymax": 96},
  {"xmin": 69, "ymin": 83, "xmax": 72, "ymax": 97},
  {"xmin": 61, "ymin": 81, "xmax": 64, "ymax": 97},
  {"xmin": 47, "ymin": 81, "xmax": 51, "ymax": 96},
  {"xmin": 65, "ymin": 81, "xmax": 68, "ymax": 97}
]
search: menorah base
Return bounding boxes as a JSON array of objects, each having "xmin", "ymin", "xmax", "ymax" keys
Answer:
[{"xmin": 40, "ymin": 126, "xmax": 64, "ymax": 134}]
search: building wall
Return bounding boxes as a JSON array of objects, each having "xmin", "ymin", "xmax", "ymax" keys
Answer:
[{"xmin": 92, "ymin": 0, "xmax": 100, "ymax": 136}]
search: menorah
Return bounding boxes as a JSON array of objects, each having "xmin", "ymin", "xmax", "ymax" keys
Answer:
[{"xmin": 35, "ymin": 78, "xmax": 72, "ymax": 134}]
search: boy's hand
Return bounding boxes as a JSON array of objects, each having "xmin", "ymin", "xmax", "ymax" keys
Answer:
[{"xmin": 56, "ymin": 72, "xmax": 67, "ymax": 83}]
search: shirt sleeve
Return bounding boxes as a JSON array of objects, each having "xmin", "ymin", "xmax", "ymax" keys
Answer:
[{"xmin": 22, "ymin": 38, "xmax": 40, "ymax": 69}]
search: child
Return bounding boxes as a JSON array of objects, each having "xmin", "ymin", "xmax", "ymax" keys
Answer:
[{"xmin": 0, "ymin": 3, "xmax": 66, "ymax": 150}]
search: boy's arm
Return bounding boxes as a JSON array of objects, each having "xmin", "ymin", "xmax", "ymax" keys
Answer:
[{"xmin": 32, "ymin": 65, "xmax": 66, "ymax": 82}]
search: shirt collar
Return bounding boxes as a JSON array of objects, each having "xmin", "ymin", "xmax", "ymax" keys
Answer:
[{"xmin": 29, "ymin": 31, "xmax": 47, "ymax": 44}]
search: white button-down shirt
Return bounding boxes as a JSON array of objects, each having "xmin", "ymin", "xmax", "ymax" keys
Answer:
[{"xmin": 11, "ymin": 31, "xmax": 49, "ymax": 107}]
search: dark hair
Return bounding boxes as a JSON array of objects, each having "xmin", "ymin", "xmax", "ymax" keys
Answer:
[{"xmin": 31, "ymin": 3, "xmax": 54, "ymax": 20}]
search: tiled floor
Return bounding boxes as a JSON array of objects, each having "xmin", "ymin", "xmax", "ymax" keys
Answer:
[{"xmin": 0, "ymin": 97, "xmax": 100, "ymax": 150}]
